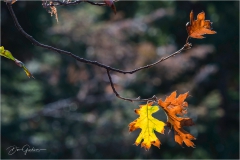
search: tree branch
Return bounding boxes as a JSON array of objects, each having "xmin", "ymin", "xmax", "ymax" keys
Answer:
[
  {"xmin": 106, "ymin": 69, "xmax": 158, "ymax": 102},
  {"xmin": 7, "ymin": 3, "xmax": 190, "ymax": 74},
  {"xmin": 6, "ymin": 2, "xmax": 192, "ymax": 102},
  {"xmin": 43, "ymin": 0, "xmax": 119, "ymax": 7},
  {"xmin": 45, "ymin": 0, "xmax": 84, "ymax": 7}
]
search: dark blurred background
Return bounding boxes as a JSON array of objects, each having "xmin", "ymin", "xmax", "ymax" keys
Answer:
[{"xmin": 1, "ymin": 1, "xmax": 239, "ymax": 159}]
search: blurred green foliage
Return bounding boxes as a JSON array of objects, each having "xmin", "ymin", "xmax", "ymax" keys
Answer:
[{"xmin": 1, "ymin": 1, "xmax": 239, "ymax": 159}]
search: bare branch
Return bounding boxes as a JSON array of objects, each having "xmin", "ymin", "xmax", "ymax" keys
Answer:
[
  {"xmin": 124, "ymin": 43, "xmax": 191, "ymax": 74},
  {"xmin": 43, "ymin": 0, "xmax": 116, "ymax": 7},
  {"xmin": 6, "ymin": 3, "xmax": 192, "ymax": 102},
  {"xmin": 186, "ymin": 36, "xmax": 190, "ymax": 44},
  {"xmin": 106, "ymin": 69, "xmax": 158, "ymax": 102},
  {"xmin": 46, "ymin": 0, "xmax": 84, "ymax": 7},
  {"xmin": 7, "ymin": 3, "xmax": 190, "ymax": 75},
  {"xmin": 84, "ymin": 1, "xmax": 107, "ymax": 6}
]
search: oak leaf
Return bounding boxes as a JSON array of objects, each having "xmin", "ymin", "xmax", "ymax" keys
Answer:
[
  {"xmin": 129, "ymin": 102, "xmax": 165, "ymax": 150},
  {"xmin": 186, "ymin": 11, "xmax": 216, "ymax": 39},
  {"xmin": 158, "ymin": 91, "xmax": 196, "ymax": 147}
]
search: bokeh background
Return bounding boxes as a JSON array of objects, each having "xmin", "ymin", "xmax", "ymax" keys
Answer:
[{"xmin": 1, "ymin": 1, "xmax": 239, "ymax": 159}]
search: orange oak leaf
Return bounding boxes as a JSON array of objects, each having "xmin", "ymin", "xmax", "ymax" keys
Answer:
[
  {"xmin": 129, "ymin": 102, "xmax": 165, "ymax": 150},
  {"xmin": 158, "ymin": 91, "xmax": 196, "ymax": 148},
  {"xmin": 186, "ymin": 10, "xmax": 216, "ymax": 39}
]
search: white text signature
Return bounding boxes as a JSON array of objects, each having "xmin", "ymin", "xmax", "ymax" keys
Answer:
[{"xmin": 6, "ymin": 144, "xmax": 46, "ymax": 155}]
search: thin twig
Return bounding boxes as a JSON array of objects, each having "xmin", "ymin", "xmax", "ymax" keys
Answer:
[
  {"xmin": 106, "ymin": 69, "xmax": 158, "ymax": 102},
  {"xmin": 125, "ymin": 44, "xmax": 191, "ymax": 74},
  {"xmin": 186, "ymin": 36, "xmax": 190, "ymax": 44}
]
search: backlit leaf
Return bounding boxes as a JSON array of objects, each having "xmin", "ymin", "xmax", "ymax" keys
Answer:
[
  {"xmin": 129, "ymin": 102, "xmax": 165, "ymax": 150},
  {"xmin": 186, "ymin": 11, "xmax": 216, "ymax": 39},
  {"xmin": 158, "ymin": 91, "xmax": 196, "ymax": 147}
]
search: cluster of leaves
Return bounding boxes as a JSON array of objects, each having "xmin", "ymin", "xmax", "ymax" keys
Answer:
[
  {"xmin": 129, "ymin": 91, "xmax": 195, "ymax": 150},
  {"xmin": 128, "ymin": 10, "xmax": 216, "ymax": 150}
]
